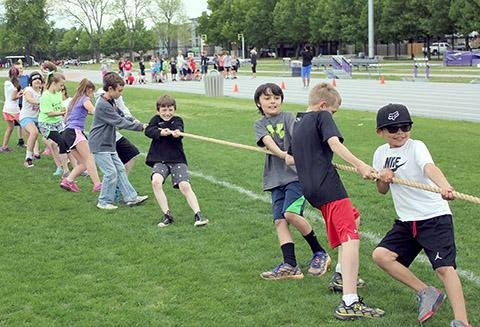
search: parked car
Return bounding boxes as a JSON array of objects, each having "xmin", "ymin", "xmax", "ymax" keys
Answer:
[
  {"xmin": 259, "ymin": 49, "xmax": 277, "ymax": 58},
  {"xmin": 5, "ymin": 55, "xmax": 39, "ymax": 66},
  {"xmin": 423, "ymin": 42, "xmax": 451, "ymax": 56},
  {"xmin": 64, "ymin": 59, "xmax": 80, "ymax": 66}
]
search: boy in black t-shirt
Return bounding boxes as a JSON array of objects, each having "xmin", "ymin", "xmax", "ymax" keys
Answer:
[
  {"xmin": 286, "ymin": 83, "xmax": 384, "ymax": 321},
  {"xmin": 145, "ymin": 95, "xmax": 208, "ymax": 227}
]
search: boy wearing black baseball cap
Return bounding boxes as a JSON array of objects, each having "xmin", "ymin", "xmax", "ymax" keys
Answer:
[{"xmin": 372, "ymin": 104, "xmax": 470, "ymax": 327}]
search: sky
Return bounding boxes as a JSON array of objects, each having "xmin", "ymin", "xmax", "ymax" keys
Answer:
[
  {"xmin": 183, "ymin": 0, "xmax": 209, "ymax": 18},
  {"xmin": 52, "ymin": 0, "xmax": 209, "ymax": 29},
  {"xmin": 0, "ymin": 0, "xmax": 209, "ymax": 30}
]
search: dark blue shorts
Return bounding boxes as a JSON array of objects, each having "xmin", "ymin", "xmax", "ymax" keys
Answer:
[
  {"xmin": 270, "ymin": 181, "xmax": 306, "ymax": 220},
  {"xmin": 377, "ymin": 214, "xmax": 456, "ymax": 270}
]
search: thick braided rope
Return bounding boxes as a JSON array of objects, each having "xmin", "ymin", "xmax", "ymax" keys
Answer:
[
  {"xmin": 333, "ymin": 163, "xmax": 480, "ymax": 204},
  {"xmin": 180, "ymin": 132, "xmax": 480, "ymax": 205}
]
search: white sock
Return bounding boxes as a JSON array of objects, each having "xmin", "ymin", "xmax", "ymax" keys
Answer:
[
  {"xmin": 26, "ymin": 150, "xmax": 33, "ymax": 159},
  {"xmin": 336, "ymin": 263, "xmax": 342, "ymax": 274},
  {"xmin": 342, "ymin": 294, "xmax": 359, "ymax": 306}
]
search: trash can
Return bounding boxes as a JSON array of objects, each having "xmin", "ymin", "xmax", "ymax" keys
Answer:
[
  {"xmin": 291, "ymin": 60, "xmax": 302, "ymax": 77},
  {"xmin": 204, "ymin": 70, "xmax": 224, "ymax": 97}
]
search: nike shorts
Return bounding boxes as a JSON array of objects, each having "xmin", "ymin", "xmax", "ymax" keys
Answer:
[{"xmin": 376, "ymin": 214, "xmax": 456, "ymax": 270}]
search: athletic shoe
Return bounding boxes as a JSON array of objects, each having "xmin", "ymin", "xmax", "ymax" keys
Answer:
[
  {"xmin": 125, "ymin": 195, "xmax": 149, "ymax": 207},
  {"xmin": 53, "ymin": 167, "xmax": 64, "ymax": 176},
  {"xmin": 194, "ymin": 211, "xmax": 209, "ymax": 226},
  {"xmin": 451, "ymin": 320, "xmax": 472, "ymax": 327},
  {"xmin": 260, "ymin": 262, "xmax": 304, "ymax": 280},
  {"xmin": 16, "ymin": 140, "xmax": 25, "ymax": 148},
  {"xmin": 417, "ymin": 286, "xmax": 446, "ymax": 323},
  {"xmin": 328, "ymin": 272, "xmax": 366, "ymax": 293},
  {"xmin": 33, "ymin": 154, "xmax": 41, "ymax": 160},
  {"xmin": 334, "ymin": 298, "xmax": 385, "ymax": 320},
  {"xmin": 158, "ymin": 211, "xmax": 174, "ymax": 227},
  {"xmin": 96, "ymin": 203, "xmax": 118, "ymax": 210},
  {"xmin": 308, "ymin": 251, "xmax": 331, "ymax": 276},
  {"xmin": 60, "ymin": 178, "xmax": 81, "ymax": 192},
  {"xmin": 24, "ymin": 158, "xmax": 34, "ymax": 168},
  {"xmin": 0, "ymin": 146, "xmax": 12, "ymax": 153},
  {"xmin": 92, "ymin": 183, "xmax": 102, "ymax": 192}
]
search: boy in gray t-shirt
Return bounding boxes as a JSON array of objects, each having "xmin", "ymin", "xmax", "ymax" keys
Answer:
[{"xmin": 253, "ymin": 83, "xmax": 330, "ymax": 280}]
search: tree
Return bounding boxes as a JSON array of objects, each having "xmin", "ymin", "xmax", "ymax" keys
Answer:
[
  {"xmin": 113, "ymin": 0, "xmax": 150, "ymax": 59},
  {"xmin": 53, "ymin": 0, "xmax": 111, "ymax": 61},
  {"xmin": 2, "ymin": 0, "xmax": 52, "ymax": 61},
  {"xmin": 150, "ymin": 0, "xmax": 189, "ymax": 56},
  {"xmin": 450, "ymin": 0, "xmax": 480, "ymax": 49},
  {"xmin": 197, "ymin": 0, "xmax": 251, "ymax": 50},
  {"xmin": 243, "ymin": 0, "xmax": 277, "ymax": 49},
  {"xmin": 100, "ymin": 19, "xmax": 129, "ymax": 57}
]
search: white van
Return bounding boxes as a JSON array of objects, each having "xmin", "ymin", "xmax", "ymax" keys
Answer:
[{"xmin": 5, "ymin": 55, "xmax": 40, "ymax": 67}]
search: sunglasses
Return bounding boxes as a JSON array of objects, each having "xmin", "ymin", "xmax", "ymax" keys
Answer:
[{"xmin": 384, "ymin": 124, "xmax": 412, "ymax": 134}]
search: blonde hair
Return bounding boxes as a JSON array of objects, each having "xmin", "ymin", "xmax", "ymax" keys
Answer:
[{"xmin": 308, "ymin": 83, "xmax": 342, "ymax": 109}]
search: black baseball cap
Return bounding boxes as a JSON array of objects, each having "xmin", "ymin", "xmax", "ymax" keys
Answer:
[{"xmin": 376, "ymin": 103, "xmax": 413, "ymax": 129}]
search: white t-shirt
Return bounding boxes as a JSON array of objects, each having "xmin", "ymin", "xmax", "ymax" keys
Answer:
[
  {"xmin": 19, "ymin": 86, "xmax": 41, "ymax": 120},
  {"xmin": 3, "ymin": 81, "xmax": 20, "ymax": 114},
  {"xmin": 372, "ymin": 138, "xmax": 451, "ymax": 221}
]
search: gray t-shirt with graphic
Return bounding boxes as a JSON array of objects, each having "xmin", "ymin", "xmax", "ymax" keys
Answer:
[{"xmin": 255, "ymin": 111, "xmax": 298, "ymax": 191}]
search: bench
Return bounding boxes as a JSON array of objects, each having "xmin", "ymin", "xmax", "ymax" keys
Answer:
[
  {"xmin": 312, "ymin": 57, "xmax": 332, "ymax": 68},
  {"xmin": 350, "ymin": 58, "xmax": 379, "ymax": 70}
]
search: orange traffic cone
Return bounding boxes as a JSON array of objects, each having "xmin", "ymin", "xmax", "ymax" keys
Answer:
[
  {"xmin": 332, "ymin": 78, "xmax": 337, "ymax": 87},
  {"xmin": 233, "ymin": 83, "xmax": 239, "ymax": 92},
  {"xmin": 281, "ymin": 81, "xmax": 286, "ymax": 90},
  {"xmin": 380, "ymin": 74, "xmax": 385, "ymax": 84}
]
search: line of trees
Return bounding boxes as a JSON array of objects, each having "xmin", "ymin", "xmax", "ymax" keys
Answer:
[
  {"xmin": 197, "ymin": 0, "xmax": 480, "ymax": 57},
  {"xmin": 0, "ymin": 0, "xmax": 192, "ymax": 62}
]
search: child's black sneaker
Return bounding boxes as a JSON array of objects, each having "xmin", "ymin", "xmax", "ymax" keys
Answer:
[
  {"xmin": 158, "ymin": 211, "xmax": 174, "ymax": 227},
  {"xmin": 17, "ymin": 139, "xmax": 25, "ymax": 148},
  {"xmin": 194, "ymin": 211, "xmax": 208, "ymax": 227},
  {"xmin": 328, "ymin": 272, "xmax": 366, "ymax": 293}
]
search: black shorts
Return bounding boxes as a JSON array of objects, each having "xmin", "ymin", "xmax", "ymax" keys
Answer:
[
  {"xmin": 377, "ymin": 214, "xmax": 456, "ymax": 270},
  {"xmin": 116, "ymin": 136, "xmax": 139, "ymax": 164},
  {"xmin": 48, "ymin": 130, "xmax": 67, "ymax": 154},
  {"xmin": 63, "ymin": 128, "xmax": 87, "ymax": 152}
]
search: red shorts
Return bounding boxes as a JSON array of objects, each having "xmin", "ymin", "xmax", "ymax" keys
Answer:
[
  {"xmin": 3, "ymin": 112, "xmax": 19, "ymax": 122},
  {"xmin": 319, "ymin": 198, "xmax": 360, "ymax": 249}
]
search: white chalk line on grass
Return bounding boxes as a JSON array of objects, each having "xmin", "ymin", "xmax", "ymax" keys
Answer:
[{"xmin": 189, "ymin": 170, "xmax": 480, "ymax": 286}]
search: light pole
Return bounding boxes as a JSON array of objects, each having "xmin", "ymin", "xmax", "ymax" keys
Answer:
[
  {"xmin": 368, "ymin": 0, "xmax": 374, "ymax": 58},
  {"xmin": 238, "ymin": 33, "xmax": 245, "ymax": 59},
  {"xmin": 201, "ymin": 34, "xmax": 207, "ymax": 54}
]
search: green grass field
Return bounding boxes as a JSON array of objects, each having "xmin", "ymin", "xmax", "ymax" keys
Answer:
[{"xmin": 0, "ymin": 82, "xmax": 479, "ymax": 326}]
